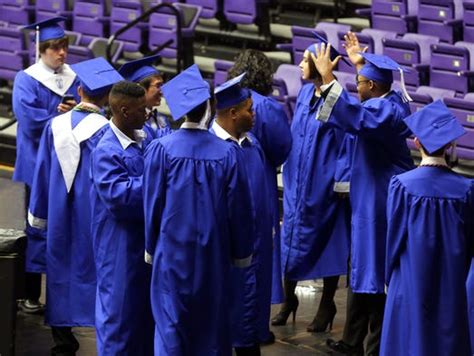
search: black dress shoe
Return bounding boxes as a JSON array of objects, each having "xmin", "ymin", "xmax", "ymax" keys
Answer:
[{"xmin": 326, "ymin": 339, "xmax": 364, "ymax": 355}]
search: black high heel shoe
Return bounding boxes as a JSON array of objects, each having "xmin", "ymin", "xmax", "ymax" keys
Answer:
[
  {"xmin": 306, "ymin": 301, "xmax": 336, "ymax": 332},
  {"xmin": 271, "ymin": 297, "xmax": 299, "ymax": 326}
]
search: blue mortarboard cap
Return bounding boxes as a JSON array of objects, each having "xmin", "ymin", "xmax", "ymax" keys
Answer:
[
  {"xmin": 306, "ymin": 31, "xmax": 351, "ymax": 66},
  {"xmin": 214, "ymin": 72, "xmax": 251, "ymax": 110},
  {"xmin": 161, "ymin": 64, "xmax": 210, "ymax": 121},
  {"xmin": 23, "ymin": 16, "xmax": 66, "ymax": 42},
  {"xmin": 403, "ymin": 100, "xmax": 466, "ymax": 154},
  {"xmin": 358, "ymin": 53, "xmax": 406, "ymax": 83},
  {"xmin": 70, "ymin": 57, "xmax": 124, "ymax": 97},
  {"xmin": 118, "ymin": 54, "xmax": 161, "ymax": 83}
]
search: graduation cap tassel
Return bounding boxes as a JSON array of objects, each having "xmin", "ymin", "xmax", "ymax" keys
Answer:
[
  {"xmin": 198, "ymin": 100, "xmax": 212, "ymax": 129},
  {"xmin": 399, "ymin": 68, "xmax": 412, "ymax": 103},
  {"xmin": 35, "ymin": 25, "xmax": 40, "ymax": 63}
]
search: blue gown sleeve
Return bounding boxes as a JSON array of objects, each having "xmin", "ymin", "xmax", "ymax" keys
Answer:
[
  {"xmin": 252, "ymin": 98, "xmax": 292, "ymax": 167},
  {"xmin": 333, "ymin": 133, "xmax": 355, "ymax": 193},
  {"xmin": 28, "ymin": 124, "xmax": 52, "ymax": 230},
  {"xmin": 12, "ymin": 72, "xmax": 66, "ymax": 142},
  {"xmin": 143, "ymin": 141, "xmax": 168, "ymax": 264},
  {"xmin": 317, "ymin": 81, "xmax": 403, "ymax": 141},
  {"xmin": 385, "ymin": 176, "xmax": 409, "ymax": 285},
  {"xmin": 226, "ymin": 146, "xmax": 255, "ymax": 267},
  {"xmin": 468, "ymin": 181, "xmax": 474, "ymax": 258},
  {"xmin": 91, "ymin": 144, "xmax": 144, "ymax": 221}
]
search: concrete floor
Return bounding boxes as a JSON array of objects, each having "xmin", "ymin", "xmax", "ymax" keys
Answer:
[{"xmin": 1, "ymin": 176, "xmax": 348, "ymax": 355}]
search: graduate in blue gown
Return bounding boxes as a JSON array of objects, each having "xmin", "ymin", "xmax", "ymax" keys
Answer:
[
  {"xmin": 90, "ymin": 81, "xmax": 154, "ymax": 356},
  {"xmin": 380, "ymin": 100, "xmax": 474, "ymax": 356},
  {"xmin": 227, "ymin": 50, "xmax": 292, "ymax": 309},
  {"xmin": 28, "ymin": 57, "xmax": 123, "ymax": 355},
  {"xmin": 467, "ymin": 262, "xmax": 474, "ymax": 353},
  {"xmin": 273, "ymin": 35, "xmax": 351, "ymax": 333},
  {"xmin": 143, "ymin": 65, "xmax": 254, "ymax": 356},
  {"xmin": 12, "ymin": 17, "xmax": 80, "ymax": 312},
  {"xmin": 313, "ymin": 33, "xmax": 415, "ymax": 354},
  {"xmin": 119, "ymin": 54, "xmax": 172, "ymax": 139},
  {"xmin": 210, "ymin": 73, "xmax": 273, "ymax": 355}
]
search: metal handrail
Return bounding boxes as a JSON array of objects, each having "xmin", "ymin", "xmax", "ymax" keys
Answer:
[{"xmin": 106, "ymin": 3, "xmax": 182, "ymax": 72}]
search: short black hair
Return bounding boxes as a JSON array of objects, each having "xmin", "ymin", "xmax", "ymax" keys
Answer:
[
  {"xmin": 228, "ymin": 49, "xmax": 273, "ymax": 96},
  {"xmin": 186, "ymin": 100, "xmax": 209, "ymax": 123},
  {"xmin": 109, "ymin": 81, "xmax": 145, "ymax": 116}
]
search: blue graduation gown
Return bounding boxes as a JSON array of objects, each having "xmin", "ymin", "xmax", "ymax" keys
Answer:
[
  {"xmin": 317, "ymin": 82, "xmax": 414, "ymax": 293},
  {"xmin": 281, "ymin": 83, "xmax": 350, "ymax": 281},
  {"xmin": 381, "ymin": 168, "xmax": 474, "ymax": 356},
  {"xmin": 12, "ymin": 68, "xmax": 80, "ymax": 187},
  {"xmin": 250, "ymin": 90, "xmax": 292, "ymax": 304},
  {"xmin": 209, "ymin": 127, "xmax": 274, "ymax": 346},
  {"xmin": 143, "ymin": 127, "xmax": 254, "ymax": 356},
  {"xmin": 90, "ymin": 126, "xmax": 154, "ymax": 356},
  {"xmin": 28, "ymin": 110, "xmax": 108, "ymax": 326},
  {"xmin": 467, "ymin": 260, "xmax": 474, "ymax": 353}
]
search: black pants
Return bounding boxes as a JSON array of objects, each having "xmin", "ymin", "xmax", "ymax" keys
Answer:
[
  {"xmin": 342, "ymin": 287, "xmax": 386, "ymax": 355},
  {"xmin": 24, "ymin": 185, "xmax": 42, "ymax": 301},
  {"xmin": 235, "ymin": 346, "xmax": 261, "ymax": 356},
  {"xmin": 51, "ymin": 327, "xmax": 79, "ymax": 356}
]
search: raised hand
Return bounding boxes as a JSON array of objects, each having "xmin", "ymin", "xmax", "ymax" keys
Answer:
[
  {"xmin": 309, "ymin": 43, "xmax": 340, "ymax": 85},
  {"xmin": 343, "ymin": 31, "xmax": 368, "ymax": 67}
]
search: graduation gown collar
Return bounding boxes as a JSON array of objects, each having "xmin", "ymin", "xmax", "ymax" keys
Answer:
[
  {"xmin": 24, "ymin": 59, "xmax": 76, "ymax": 97},
  {"xmin": 211, "ymin": 121, "xmax": 252, "ymax": 146},
  {"xmin": 419, "ymin": 156, "xmax": 449, "ymax": 168},
  {"xmin": 52, "ymin": 110, "xmax": 108, "ymax": 192}
]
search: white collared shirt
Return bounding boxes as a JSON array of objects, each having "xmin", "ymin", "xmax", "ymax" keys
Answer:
[
  {"xmin": 181, "ymin": 121, "xmax": 207, "ymax": 130},
  {"xmin": 212, "ymin": 121, "xmax": 252, "ymax": 146},
  {"xmin": 419, "ymin": 156, "xmax": 448, "ymax": 167},
  {"xmin": 110, "ymin": 119, "xmax": 146, "ymax": 149}
]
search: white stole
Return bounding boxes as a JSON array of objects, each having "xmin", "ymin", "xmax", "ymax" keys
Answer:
[
  {"xmin": 52, "ymin": 111, "xmax": 108, "ymax": 192},
  {"xmin": 24, "ymin": 63, "xmax": 76, "ymax": 97}
]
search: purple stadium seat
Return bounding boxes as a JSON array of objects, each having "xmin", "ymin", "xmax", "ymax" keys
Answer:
[
  {"xmin": 271, "ymin": 78, "xmax": 293, "ymax": 121},
  {"xmin": 223, "ymin": 0, "xmax": 256, "ymax": 25},
  {"xmin": 186, "ymin": 0, "xmax": 220, "ymax": 19},
  {"xmin": 35, "ymin": 0, "xmax": 72, "ymax": 23},
  {"xmin": 274, "ymin": 64, "xmax": 302, "ymax": 99},
  {"xmin": 0, "ymin": 27, "xmax": 28, "ymax": 81},
  {"xmin": 315, "ymin": 22, "xmax": 350, "ymax": 51},
  {"xmin": 361, "ymin": 29, "xmax": 398, "ymax": 55},
  {"xmin": 463, "ymin": 0, "xmax": 474, "ymax": 42},
  {"xmin": 148, "ymin": 3, "xmax": 202, "ymax": 66},
  {"xmin": 416, "ymin": 86, "xmax": 456, "ymax": 101},
  {"xmin": 417, "ymin": 0, "xmax": 463, "ymax": 43},
  {"xmin": 0, "ymin": 0, "xmax": 34, "ymax": 26},
  {"xmin": 277, "ymin": 26, "xmax": 326, "ymax": 65},
  {"xmin": 333, "ymin": 70, "xmax": 356, "ymax": 92},
  {"xmin": 370, "ymin": 0, "xmax": 417, "ymax": 34},
  {"xmin": 67, "ymin": 38, "xmax": 123, "ymax": 65},
  {"xmin": 110, "ymin": 0, "xmax": 143, "ymax": 53},
  {"xmin": 337, "ymin": 31, "xmax": 373, "ymax": 74},
  {"xmin": 382, "ymin": 33, "xmax": 439, "ymax": 88},
  {"xmin": 73, "ymin": 0, "xmax": 107, "ymax": 46},
  {"xmin": 443, "ymin": 96, "xmax": 474, "ymax": 160},
  {"xmin": 213, "ymin": 59, "xmax": 233, "ymax": 87},
  {"xmin": 430, "ymin": 43, "xmax": 474, "ymax": 94}
]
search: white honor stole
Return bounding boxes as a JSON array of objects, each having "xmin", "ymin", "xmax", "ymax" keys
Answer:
[
  {"xmin": 52, "ymin": 111, "xmax": 108, "ymax": 192},
  {"xmin": 24, "ymin": 62, "xmax": 76, "ymax": 97}
]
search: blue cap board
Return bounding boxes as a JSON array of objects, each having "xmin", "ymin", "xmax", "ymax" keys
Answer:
[
  {"xmin": 118, "ymin": 54, "xmax": 161, "ymax": 83},
  {"xmin": 403, "ymin": 100, "xmax": 466, "ymax": 154},
  {"xmin": 161, "ymin": 64, "xmax": 210, "ymax": 121},
  {"xmin": 306, "ymin": 31, "xmax": 351, "ymax": 66},
  {"xmin": 358, "ymin": 53, "xmax": 407, "ymax": 83},
  {"xmin": 70, "ymin": 57, "xmax": 124, "ymax": 97},
  {"xmin": 214, "ymin": 72, "xmax": 251, "ymax": 110},
  {"xmin": 23, "ymin": 16, "xmax": 67, "ymax": 42}
]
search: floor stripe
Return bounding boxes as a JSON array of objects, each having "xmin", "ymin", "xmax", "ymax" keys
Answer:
[{"xmin": 0, "ymin": 164, "xmax": 14, "ymax": 172}]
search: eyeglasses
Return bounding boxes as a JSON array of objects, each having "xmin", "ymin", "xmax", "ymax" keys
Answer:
[{"xmin": 356, "ymin": 80, "xmax": 370, "ymax": 86}]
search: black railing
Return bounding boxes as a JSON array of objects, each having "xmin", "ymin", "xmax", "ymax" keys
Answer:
[{"xmin": 106, "ymin": 3, "xmax": 182, "ymax": 72}]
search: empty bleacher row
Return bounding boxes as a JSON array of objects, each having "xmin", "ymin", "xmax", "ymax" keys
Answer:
[{"xmin": 0, "ymin": 0, "xmax": 473, "ymax": 168}]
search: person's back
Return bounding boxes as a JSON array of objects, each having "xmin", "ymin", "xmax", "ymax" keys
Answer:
[
  {"xmin": 381, "ymin": 100, "xmax": 474, "ymax": 356},
  {"xmin": 143, "ymin": 65, "xmax": 253, "ymax": 356}
]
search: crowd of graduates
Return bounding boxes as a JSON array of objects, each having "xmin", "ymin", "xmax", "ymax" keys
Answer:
[{"xmin": 10, "ymin": 15, "xmax": 474, "ymax": 356}]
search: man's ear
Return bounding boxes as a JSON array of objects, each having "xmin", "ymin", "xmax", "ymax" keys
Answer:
[
  {"xmin": 77, "ymin": 86, "xmax": 82, "ymax": 97},
  {"xmin": 414, "ymin": 137, "xmax": 421, "ymax": 150},
  {"xmin": 120, "ymin": 105, "xmax": 128, "ymax": 117},
  {"xmin": 229, "ymin": 107, "xmax": 238, "ymax": 120},
  {"xmin": 368, "ymin": 80, "xmax": 375, "ymax": 91}
]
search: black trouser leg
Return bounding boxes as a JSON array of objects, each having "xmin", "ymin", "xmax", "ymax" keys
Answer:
[
  {"xmin": 51, "ymin": 327, "xmax": 79, "ymax": 356},
  {"xmin": 365, "ymin": 293, "xmax": 386, "ymax": 356},
  {"xmin": 235, "ymin": 345, "xmax": 261, "ymax": 356},
  {"xmin": 23, "ymin": 185, "xmax": 42, "ymax": 301},
  {"xmin": 342, "ymin": 287, "xmax": 368, "ymax": 350}
]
